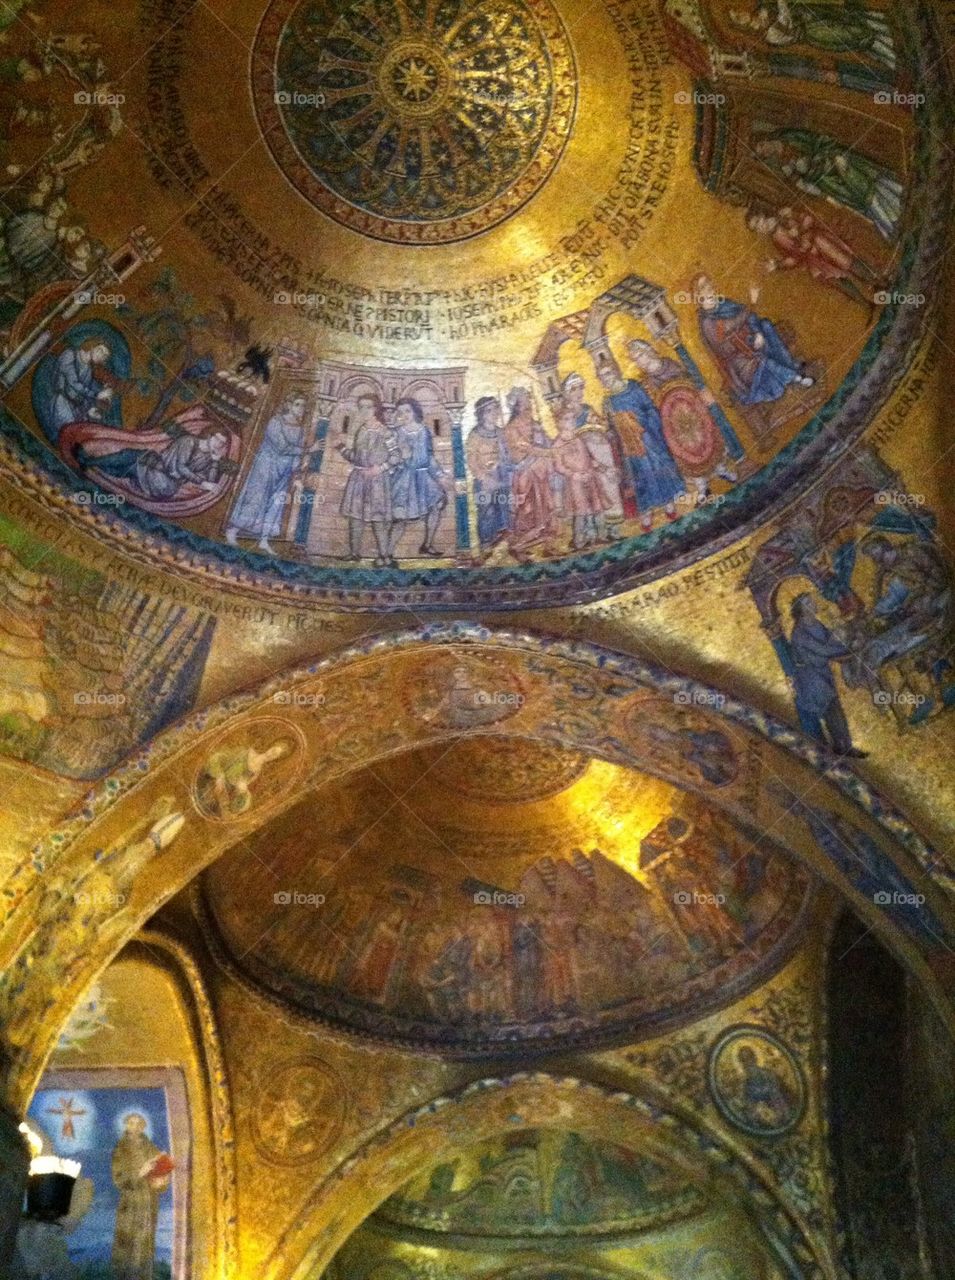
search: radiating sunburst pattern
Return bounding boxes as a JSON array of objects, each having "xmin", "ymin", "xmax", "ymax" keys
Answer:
[{"xmin": 255, "ymin": 0, "xmax": 578, "ymax": 243}]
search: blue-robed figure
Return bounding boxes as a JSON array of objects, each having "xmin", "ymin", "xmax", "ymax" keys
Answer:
[
  {"xmin": 596, "ymin": 356, "xmax": 685, "ymax": 529},
  {"xmin": 226, "ymin": 391, "xmax": 314, "ymax": 554},
  {"xmin": 42, "ymin": 340, "xmax": 118, "ymax": 442},
  {"xmin": 695, "ymin": 275, "xmax": 816, "ymax": 407},
  {"xmin": 787, "ymin": 593, "xmax": 866, "ymax": 757}
]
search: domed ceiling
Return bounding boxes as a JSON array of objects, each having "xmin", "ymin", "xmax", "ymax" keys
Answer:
[
  {"xmin": 0, "ymin": 0, "xmax": 947, "ymax": 607},
  {"xmin": 199, "ymin": 740, "xmax": 814, "ymax": 1054}
]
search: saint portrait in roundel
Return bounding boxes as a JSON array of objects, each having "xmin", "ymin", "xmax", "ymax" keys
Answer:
[
  {"xmin": 402, "ymin": 652, "xmax": 528, "ymax": 732},
  {"xmin": 708, "ymin": 1026, "xmax": 806, "ymax": 1138},
  {"xmin": 192, "ymin": 717, "xmax": 306, "ymax": 823},
  {"xmin": 251, "ymin": 1058, "xmax": 347, "ymax": 1166}
]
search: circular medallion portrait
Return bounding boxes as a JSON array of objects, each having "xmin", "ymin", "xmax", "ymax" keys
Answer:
[
  {"xmin": 621, "ymin": 692, "xmax": 741, "ymax": 791},
  {"xmin": 401, "ymin": 652, "xmax": 529, "ymax": 731},
  {"xmin": 192, "ymin": 718, "xmax": 307, "ymax": 824},
  {"xmin": 251, "ymin": 1056, "xmax": 347, "ymax": 1164},
  {"xmin": 708, "ymin": 1026, "xmax": 806, "ymax": 1139}
]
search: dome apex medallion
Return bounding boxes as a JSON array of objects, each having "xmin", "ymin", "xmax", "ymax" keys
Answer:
[{"xmin": 253, "ymin": 0, "xmax": 578, "ymax": 243}]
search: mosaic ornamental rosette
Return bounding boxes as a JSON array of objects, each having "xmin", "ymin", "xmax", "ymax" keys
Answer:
[{"xmin": 254, "ymin": 0, "xmax": 578, "ymax": 243}]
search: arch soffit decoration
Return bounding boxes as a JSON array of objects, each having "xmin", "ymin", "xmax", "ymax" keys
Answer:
[
  {"xmin": 129, "ymin": 930, "xmax": 239, "ymax": 1280},
  {"xmin": 2, "ymin": 626, "xmax": 952, "ymax": 1108},
  {"xmin": 28, "ymin": 928, "xmax": 238, "ymax": 1279},
  {"xmin": 262, "ymin": 1073, "xmax": 829, "ymax": 1280}
]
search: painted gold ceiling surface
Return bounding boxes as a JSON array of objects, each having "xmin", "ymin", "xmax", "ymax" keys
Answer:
[
  {"xmin": 0, "ymin": 0, "xmax": 947, "ymax": 606},
  {"xmin": 199, "ymin": 742, "xmax": 814, "ymax": 1053},
  {"xmin": 372, "ymin": 1128, "xmax": 705, "ymax": 1238},
  {"xmin": 1, "ymin": 2, "xmax": 953, "ymax": 1273}
]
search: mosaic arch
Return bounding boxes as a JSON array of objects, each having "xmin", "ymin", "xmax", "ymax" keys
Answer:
[
  {"xmin": 1, "ymin": 627, "xmax": 950, "ymax": 1106},
  {"xmin": 259, "ymin": 1074, "xmax": 828, "ymax": 1280},
  {"xmin": 131, "ymin": 931, "xmax": 239, "ymax": 1280},
  {"xmin": 0, "ymin": 0, "xmax": 950, "ymax": 608},
  {"xmin": 373, "ymin": 1128, "xmax": 708, "ymax": 1237},
  {"xmin": 329, "ymin": 1124, "xmax": 786, "ymax": 1279}
]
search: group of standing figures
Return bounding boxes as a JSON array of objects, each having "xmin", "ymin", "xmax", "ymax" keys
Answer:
[
  {"xmin": 227, "ymin": 390, "xmax": 449, "ymax": 565},
  {"xmin": 222, "ymin": 279, "xmax": 817, "ymax": 564},
  {"xmin": 466, "ymin": 356, "xmax": 704, "ymax": 563},
  {"xmin": 467, "ymin": 278, "xmax": 816, "ymax": 561},
  {"xmin": 31, "ymin": 269, "xmax": 820, "ymax": 565}
]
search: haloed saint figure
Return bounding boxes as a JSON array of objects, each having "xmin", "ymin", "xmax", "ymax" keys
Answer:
[{"xmin": 111, "ymin": 1112, "xmax": 173, "ymax": 1280}]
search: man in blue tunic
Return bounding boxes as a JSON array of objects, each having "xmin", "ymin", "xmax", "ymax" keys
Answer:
[
  {"xmin": 465, "ymin": 395, "xmax": 513, "ymax": 552},
  {"xmin": 388, "ymin": 397, "xmax": 448, "ymax": 558},
  {"xmin": 226, "ymin": 391, "xmax": 314, "ymax": 554},
  {"xmin": 596, "ymin": 353, "xmax": 686, "ymax": 531},
  {"xmin": 695, "ymin": 274, "xmax": 815, "ymax": 407},
  {"xmin": 788, "ymin": 593, "xmax": 867, "ymax": 757}
]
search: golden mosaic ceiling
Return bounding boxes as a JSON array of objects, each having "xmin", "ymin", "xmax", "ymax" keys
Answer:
[
  {"xmin": 200, "ymin": 742, "xmax": 814, "ymax": 1054},
  {"xmin": 0, "ymin": 0, "xmax": 945, "ymax": 607},
  {"xmin": 373, "ymin": 1128, "xmax": 705, "ymax": 1238},
  {"xmin": 252, "ymin": 0, "xmax": 579, "ymax": 243},
  {"xmin": 419, "ymin": 738, "xmax": 591, "ymax": 805}
]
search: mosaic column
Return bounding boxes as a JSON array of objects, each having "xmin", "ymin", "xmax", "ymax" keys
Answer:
[
  {"xmin": 294, "ymin": 408, "xmax": 331, "ymax": 548},
  {"xmin": 450, "ymin": 408, "xmax": 475, "ymax": 559},
  {"xmin": 0, "ymin": 1102, "xmax": 28, "ymax": 1271}
]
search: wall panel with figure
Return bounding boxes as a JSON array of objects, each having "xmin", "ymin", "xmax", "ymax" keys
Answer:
[{"xmin": 18, "ymin": 938, "xmax": 233, "ymax": 1280}]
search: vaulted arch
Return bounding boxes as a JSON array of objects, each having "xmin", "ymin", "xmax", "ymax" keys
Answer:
[
  {"xmin": 2, "ymin": 627, "xmax": 951, "ymax": 1110},
  {"xmin": 266, "ymin": 1073, "xmax": 828, "ymax": 1280}
]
